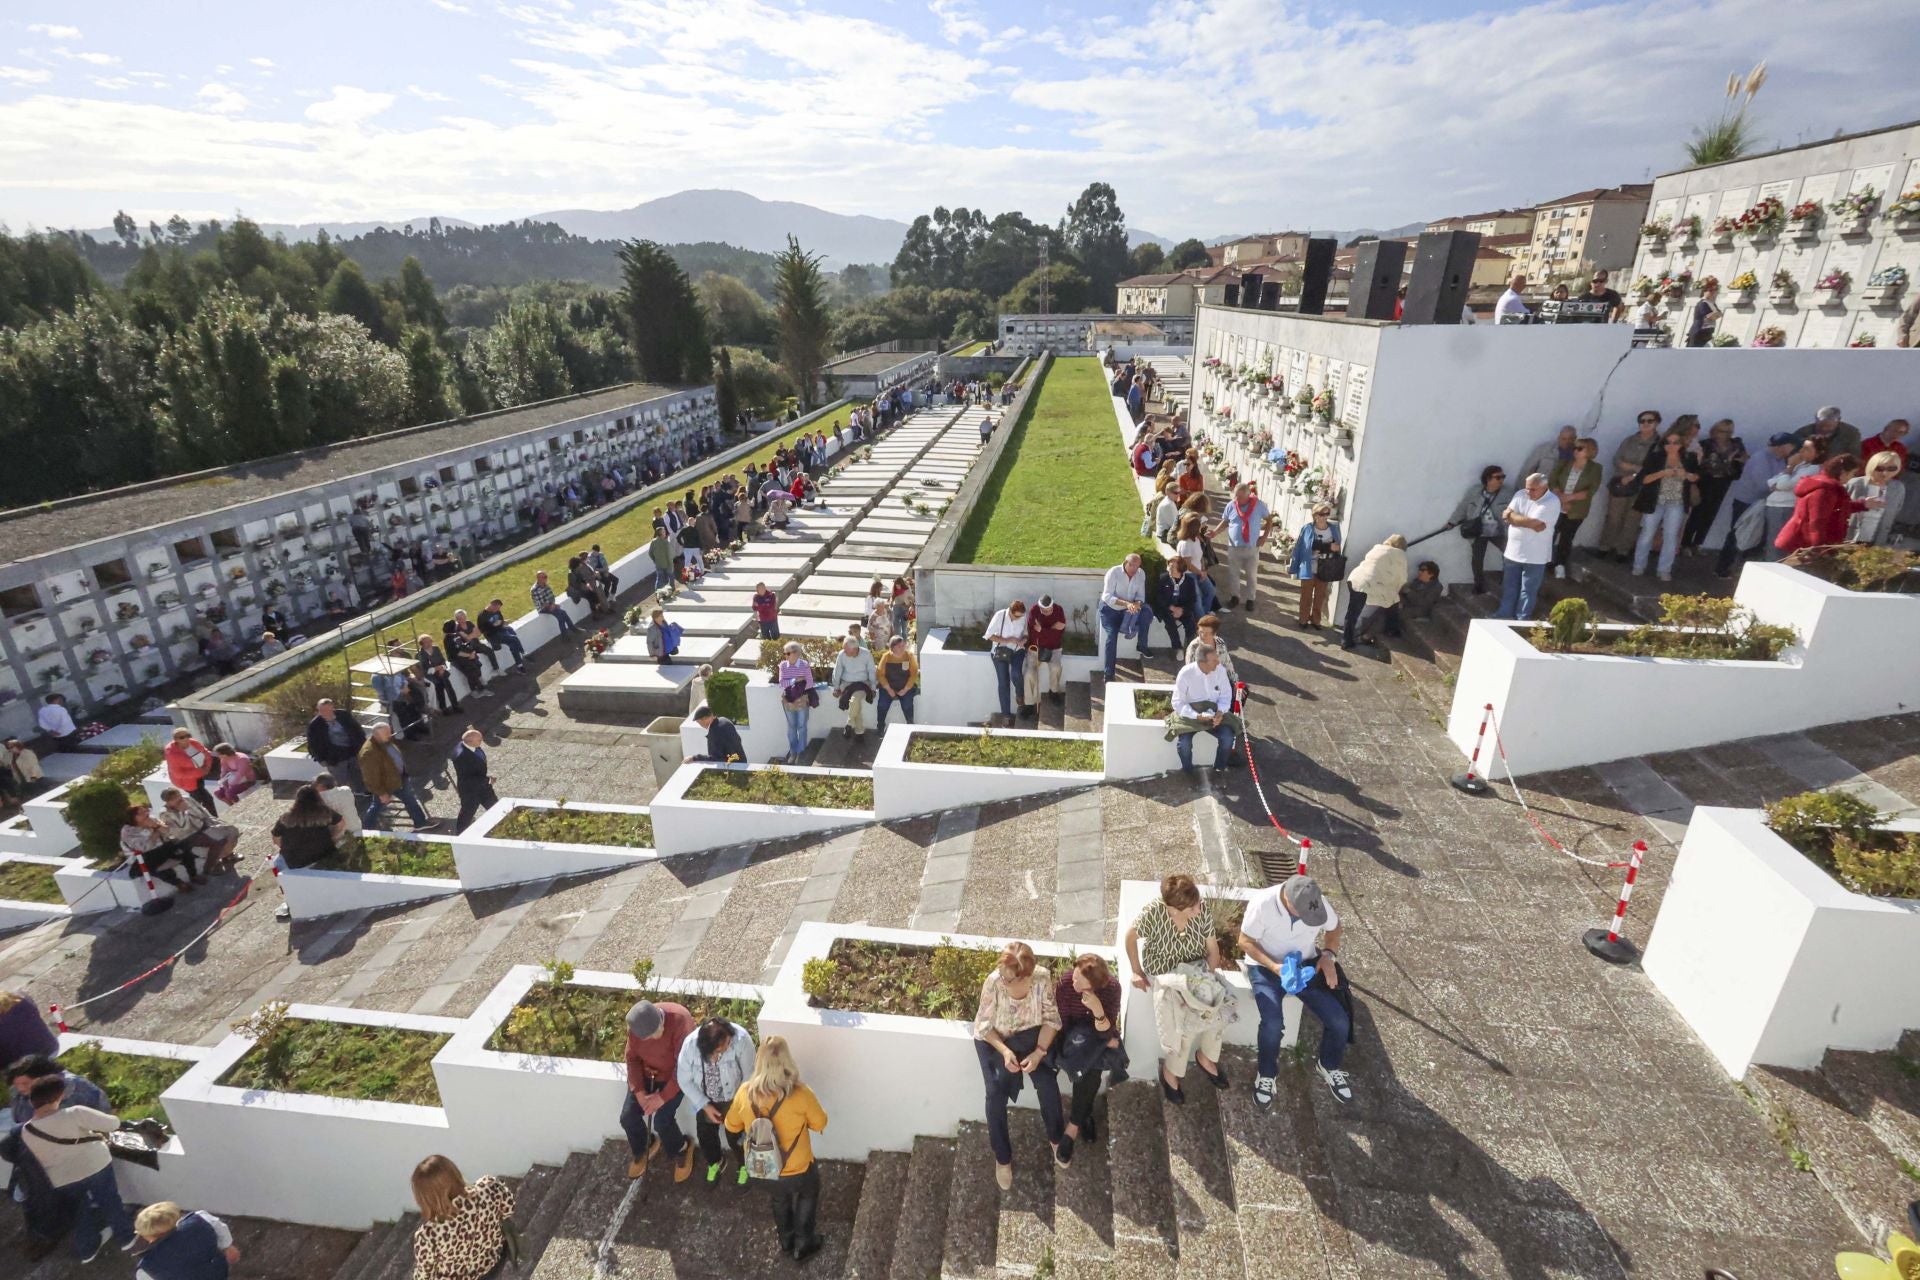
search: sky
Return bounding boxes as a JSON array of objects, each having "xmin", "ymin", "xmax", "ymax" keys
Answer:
[{"xmin": 3, "ymin": 0, "xmax": 1918, "ymax": 241}]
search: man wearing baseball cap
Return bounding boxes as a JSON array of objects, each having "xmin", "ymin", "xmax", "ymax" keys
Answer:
[
  {"xmin": 1237, "ymin": 873, "xmax": 1352, "ymax": 1109},
  {"xmin": 621, "ymin": 998, "xmax": 696, "ymax": 1181}
]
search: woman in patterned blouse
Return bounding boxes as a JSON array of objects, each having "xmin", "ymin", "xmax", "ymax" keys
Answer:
[
  {"xmin": 972, "ymin": 941, "xmax": 1066, "ymax": 1191},
  {"xmin": 411, "ymin": 1155, "xmax": 514, "ymax": 1280},
  {"xmin": 1124, "ymin": 873, "xmax": 1229, "ymax": 1103}
]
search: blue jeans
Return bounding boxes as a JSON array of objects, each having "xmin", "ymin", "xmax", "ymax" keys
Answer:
[
  {"xmin": 992, "ymin": 650, "xmax": 1026, "ymax": 715},
  {"xmin": 784, "ymin": 704, "xmax": 810, "ymax": 758},
  {"xmin": 68, "ymin": 1163, "xmax": 135, "ymax": 1256},
  {"xmin": 363, "ymin": 780, "xmax": 430, "ymax": 829},
  {"xmin": 488, "ymin": 626, "xmax": 526, "ymax": 665},
  {"xmin": 1632, "ymin": 500, "xmax": 1686, "ymax": 576},
  {"xmin": 1494, "ymin": 562, "xmax": 1547, "ymax": 620},
  {"xmin": 1099, "ymin": 604, "xmax": 1148, "ymax": 677},
  {"xmin": 1248, "ymin": 962, "xmax": 1351, "ymax": 1077},
  {"xmin": 543, "ymin": 605, "xmax": 579, "ymax": 634},
  {"xmin": 759, "ymin": 619, "xmax": 780, "ymax": 640},
  {"xmin": 620, "ymin": 1089, "xmax": 688, "ymax": 1158},
  {"xmin": 1175, "ymin": 723, "xmax": 1237, "ymax": 771},
  {"xmin": 877, "ymin": 688, "xmax": 915, "ymax": 730}
]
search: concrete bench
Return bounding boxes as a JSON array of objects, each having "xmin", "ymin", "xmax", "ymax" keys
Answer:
[{"xmin": 556, "ymin": 661, "xmax": 704, "ymax": 718}]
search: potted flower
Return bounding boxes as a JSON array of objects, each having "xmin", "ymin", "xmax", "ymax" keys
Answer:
[
  {"xmin": 1849, "ymin": 333, "xmax": 1878, "ymax": 348},
  {"xmin": 1292, "ymin": 385, "xmax": 1314, "ymax": 419},
  {"xmin": 1829, "ymin": 187, "xmax": 1878, "ymax": 234},
  {"xmin": 1886, "ymin": 185, "xmax": 1920, "ymax": 230},
  {"xmin": 583, "ymin": 630, "xmax": 613, "ymax": 661},
  {"xmin": 1709, "ymin": 333, "xmax": 1740, "ymax": 347},
  {"xmin": 1309, "ymin": 389, "xmax": 1334, "ymax": 424},
  {"xmin": 1752, "ymin": 326, "xmax": 1787, "ymax": 348},
  {"xmin": 1658, "ymin": 272, "xmax": 1685, "ymax": 305},
  {"xmin": 1710, "ymin": 216, "xmax": 1737, "ymax": 249},
  {"xmin": 130, "ymin": 634, "xmax": 153, "ymax": 651},
  {"xmin": 1631, "ymin": 274, "xmax": 1656, "ymax": 300},
  {"xmin": 1729, "ymin": 269, "xmax": 1760, "ymax": 305},
  {"xmin": 1735, "ymin": 196, "xmax": 1785, "ymax": 242},
  {"xmin": 1863, "ymin": 265, "xmax": 1908, "ymax": 305},
  {"xmin": 1815, "ymin": 269, "xmax": 1851, "ymax": 301},
  {"xmin": 1640, "ymin": 216, "xmax": 1673, "ymax": 249},
  {"xmin": 1673, "ymin": 213, "xmax": 1702, "ymax": 246},
  {"xmin": 86, "ymin": 647, "xmax": 112, "ymax": 668},
  {"xmin": 1788, "ymin": 199, "xmax": 1823, "ymax": 237},
  {"xmin": 1769, "ymin": 269, "xmax": 1798, "ymax": 305}
]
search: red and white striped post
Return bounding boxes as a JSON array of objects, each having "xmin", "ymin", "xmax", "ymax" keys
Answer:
[
  {"xmin": 131, "ymin": 850, "xmax": 158, "ymax": 896},
  {"xmin": 1449, "ymin": 703, "xmax": 1494, "ymax": 795},
  {"xmin": 1296, "ymin": 837, "xmax": 1311, "ymax": 876},
  {"xmin": 48, "ymin": 1003, "xmax": 67, "ymax": 1034},
  {"xmin": 1584, "ymin": 840, "xmax": 1648, "ymax": 964}
]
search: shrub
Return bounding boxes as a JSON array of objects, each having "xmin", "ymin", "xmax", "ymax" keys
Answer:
[
  {"xmin": 685, "ymin": 767, "xmax": 873, "ymax": 810},
  {"xmin": 1765, "ymin": 789, "xmax": 1882, "ymax": 850},
  {"xmin": 704, "ymin": 670, "xmax": 749, "ymax": 723},
  {"xmin": 490, "ymin": 806, "xmax": 652, "ymax": 848},
  {"xmin": 63, "ymin": 777, "xmax": 144, "ymax": 859},
  {"xmin": 1783, "ymin": 544, "xmax": 1920, "ymax": 593},
  {"xmin": 1827, "ymin": 830, "xmax": 1920, "ymax": 898},
  {"xmin": 1134, "ymin": 689, "xmax": 1173, "ymax": 719},
  {"xmin": 223, "ymin": 1002, "xmax": 448, "ymax": 1105},
  {"xmin": 1526, "ymin": 592, "xmax": 1796, "ymax": 661},
  {"xmin": 258, "ymin": 665, "xmax": 354, "ymax": 743},
  {"xmin": 92, "ymin": 742, "xmax": 163, "ymax": 786},
  {"xmin": 801, "ymin": 957, "xmax": 839, "ymax": 1002},
  {"xmin": 903, "ymin": 729, "xmax": 1103, "ymax": 772},
  {"xmin": 1542, "ymin": 597, "xmax": 1593, "ymax": 652},
  {"xmin": 1767, "ymin": 789, "xmax": 1920, "ymax": 898}
]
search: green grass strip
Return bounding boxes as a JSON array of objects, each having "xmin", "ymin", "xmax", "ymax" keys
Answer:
[{"xmin": 0, "ymin": 860, "xmax": 62, "ymax": 904}]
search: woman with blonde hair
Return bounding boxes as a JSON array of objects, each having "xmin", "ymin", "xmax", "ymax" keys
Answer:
[
  {"xmin": 132, "ymin": 1201, "xmax": 239, "ymax": 1277},
  {"xmin": 1287, "ymin": 503, "xmax": 1342, "ymax": 629},
  {"xmin": 972, "ymin": 941, "xmax": 1066, "ymax": 1187},
  {"xmin": 410, "ymin": 1154, "xmax": 515, "ymax": 1280},
  {"xmin": 1847, "ymin": 450, "xmax": 1908, "ymax": 545},
  {"xmin": 724, "ymin": 1036, "xmax": 829, "ymax": 1262}
]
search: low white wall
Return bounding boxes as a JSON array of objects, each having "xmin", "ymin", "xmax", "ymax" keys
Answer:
[
  {"xmin": 276, "ymin": 831, "xmax": 462, "ymax": 921},
  {"xmin": 264, "ymin": 737, "xmax": 327, "ymax": 783},
  {"xmin": 870, "ymin": 724, "xmax": 1101, "ymax": 820},
  {"xmin": 1445, "ymin": 562, "xmax": 1920, "ymax": 775},
  {"xmin": 0, "ymin": 852, "xmax": 70, "ymax": 929},
  {"xmin": 917, "ymin": 628, "xmax": 1111, "ymax": 728},
  {"xmin": 21, "ymin": 779, "xmax": 82, "ymax": 853},
  {"xmin": 648, "ymin": 761, "xmax": 874, "ymax": 856},
  {"xmin": 451, "ymin": 797, "xmax": 655, "ymax": 889},
  {"xmin": 1642, "ymin": 806, "xmax": 1920, "ymax": 1077},
  {"xmin": 758, "ymin": 922, "xmax": 1119, "ymax": 1159},
  {"xmin": 1101, "ymin": 683, "xmax": 1184, "ymax": 779}
]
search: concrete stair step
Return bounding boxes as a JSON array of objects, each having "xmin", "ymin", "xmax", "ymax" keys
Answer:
[
  {"xmin": 1048, "ymin": 1094, "xmax": 1117, "ymax": 1278},
  {"xmin": 1819, "ymin": 1046, "xmax": 1920, "ymax": 1173},
  {"xmin": 1749, "ymin": 1065, "xmax": 1919, "ymax": 1248},
  {"xmin": 1213, "ymin": 1046, "xmax": 1343, "ymax": 1279},
  {"xmin": 359, "ymin": 1212, "xmax": 419, "ymax": 1280},
  {"xmin": 887, "ymin": 1134, "xmax": 956, "ymax": 1280},
  {"xmin": 328, "ymin": 1219, "xmax": 400, "ymax": 1280},
  {"xmin": 520, "ymin": 1147, "xmax": 598, "ymax": 1265},
  {"xmin": 1065, "ymin": 680, "xmax": 1095, "ymax": 734},
  {"xmin": 1158, "ymin": 1074, "xmax": 1247, "ymax": 1280},
  {"xmin": 504, "ymin": 1161, "xmax": 561, "ymax": 1256},
  {"xmin": 529, "ymin": 1139, "xmax": 636, "ymax": 1279},
  {"xmin": 1104, "ymin": 1080, "xmax": 1179, "ymax": 1274},
  {"xmin": 940, "ymin": 1121, "xmax": 1000, "ymax": 1278},
  {"xmin": 844, "ymin": 1148, "xmax": 910, "ymax": 1280},
  {"xmin": 993, "ymin": 1107, "xmax": 1060, "ymax": 1276}
]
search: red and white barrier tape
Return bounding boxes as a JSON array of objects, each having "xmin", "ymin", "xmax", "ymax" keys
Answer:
[
  {"xmin": 49, "ymin": 878, "xmax": 255, "ymax": 1030},
  {"xmin": 1232, "ymin": 682, "xmax": 1312, "ymax": 874},
  {"xmin": 1484, "ymin": 705, "xmax": 1633, "ymax": 870}
]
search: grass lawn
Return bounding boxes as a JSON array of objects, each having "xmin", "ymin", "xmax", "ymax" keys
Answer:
[
  {"xmin": 318, "ymin": 834, "xmax": 459, "ymax": 879},
  {"xmin": 489, "ymin": 981, "xmax": 760, "ymax": 1060},
  {"xmin": 59, "ymin": 1041, "xmax": 192, "ymax": 1125},
  {"xmin": 220, "ymin": 1017, "xmax": 448, "ymax": 1106},
  {"xmin": 903, "ymin": 729, "xmax": 1103, "ymax": 772},
  {"xmin": 685, "ymin": 768, "xmax": 874, "ymax": 810},
  {"xmin": 489, "ymin": 806, "xmax": 653, "ymax": 848},
  {"xmin": 245, "ymin": 398, "xmax": 857, "ymax": 707},
  {"xmin": 951, "ymin": 357, "xmax": 1152, "ymax": 568},
  {"xmin": 952, "ymin": 340, "xmax": 990, "ymax": 356},
  {"xmin": 0, "ymin": 860, "xmax": 62, "ymax": 903}
]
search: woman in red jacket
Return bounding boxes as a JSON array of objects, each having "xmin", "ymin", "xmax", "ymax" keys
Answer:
[
  {"xmin": 164, "ymin": 727, "xmax": 219, "ymax": 812},
  {"xmin": 1775, "ymin": 454, "xmax": 1872, "ymax": 554}
]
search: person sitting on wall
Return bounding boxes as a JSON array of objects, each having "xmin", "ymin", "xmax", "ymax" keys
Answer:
[{"xmin": 1167, "ymin": 645, "xmax": 1241, "ymax": 775}]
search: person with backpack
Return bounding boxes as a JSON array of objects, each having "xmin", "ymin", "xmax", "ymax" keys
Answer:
[
  {"xmin": 724, "ymin": 1036, "xmax": 829, "ymax": 1263},
  {"xmin": 646, "ymin": 609, "xmax": 683, "ymax": 665},
  {"xmin": 622, "ymin": 1000, "xmax": 696, "ymax": 1183},
  {"xmin": 676, "ymin": 1017, "xmax": 757, "ymax": 1187}
]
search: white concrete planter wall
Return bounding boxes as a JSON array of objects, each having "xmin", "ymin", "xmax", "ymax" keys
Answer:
[
  {"xmin": 433, "ymin": 966, "xmax": 765, "ymax": 1174},
  {"xmin": 451, "ymin": 798, "xmax": 655, "ymax": 890},
  {"xmin": 758, "ymin": 922, "xmax": 1119, "ymax": 1159},
  {"xmin": 1445, "ymin": 563, "xmax": 1920, "ymax": 775},
  {"xmin": 649, "ymin": 762, "xmax": 874, "ymax": 857},
  {"xmin": 59, "ymin": 1033, "xmax": 205, "ymax": 1205},
  {"xmin": 20, "ymin": 778, "xmax": 83, "ymax": 854},
  {"xmin": 1642, "ymin": 806, "xmax": 1920, "ymax": 1077},
  {"xmin": 870, "ymin": 724, "xmax": 1102, "ymax": 820},
  {"xmin": 1101, "ymin": 683, "xmax": 1184, "ymax": 779},
  {"xmin": 917, "ymin": 628, "xmax": 1114, "ymax": 728},
  {"xmin": 264, "ymin": 737, "xmax": 327, "ymax": 784},
  {"xmin": 0, "ymin": 852, "xmax": 73, "ymax": 929},
  {"xmin": 276, "ymin": 831, "xmax": 462, "ymax": 921}
]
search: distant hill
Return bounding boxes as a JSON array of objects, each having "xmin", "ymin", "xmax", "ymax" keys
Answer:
[
  {"xmin": 1128, "ymin": 229, "xmax": 1176, "ymax": 252},
  {"xmin": 1202, "ymin": 222, "xmax": 1427, "ymax": 246},
  {"xmin": 532, "ymin": 189, "xmax": 909, "ymax": 268},
  {"xmin": 73, "ymin": 216, "xmax": 476, "ymax": 244}
]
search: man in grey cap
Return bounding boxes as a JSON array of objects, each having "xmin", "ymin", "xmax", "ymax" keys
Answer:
[
  {"xmin": 1792, "ymin": 405, "xmax": 1862, "ymax": 464},
  {"xmin": 1237, "ymin": 873, "xmax": 1351, "ymax": 1109},
  {"xmin": 621, "ymin": 997, "xmax": 695, "ymax": 1181}
]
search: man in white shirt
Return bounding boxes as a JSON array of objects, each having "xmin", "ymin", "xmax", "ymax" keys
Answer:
[
  {"xmin": 1494, "ymin": 273, "xmax": 1531, "ymax": 324},
  {"xmin": 1098, "ymin": 553, "xmax": 1151, "ymax": 678},
  {"xmin": 1171, "ymin": 646, "xmax": 1239, "ymax": 774},
  {"xmin": 19, "ymin": 1074, "xmax": 136, "ymax": 1259},
  {"xmin": 35, "ymin": 694, "xmax": 79, "ymax": 750},
  {"xmin": 1238, "ymin": 874, "xmax": 1350, "ymax": 1108},
  {"xmin": 1494, "ymin": 473, "xmax": 1560, "ymax": 621}
]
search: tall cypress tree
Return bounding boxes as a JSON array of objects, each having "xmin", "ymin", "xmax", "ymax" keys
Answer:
[
  {"xmin": 773, "ymin": 236, "xmax": 831, "ymax": 410},
  {"xmin": 617, "ymin": 239, "xmax": 708, "ymax": 385}
]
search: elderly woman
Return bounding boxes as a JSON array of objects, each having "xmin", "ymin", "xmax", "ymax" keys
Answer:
[
  {"xmin": 1184, "ymin": 613, "xmax": 1237, "ymax": 685},
  {"xmin": 973, "ymin": 942, "xmax": 1066, "ymax": 1188},
  {"xmin": 1341, "ymin": 534, "xmax": 1409, "ymax": 650},
  {"xmin": 1124, "ymin": 874, "xmax": 1227, "ymax": 1104},
  {"xmin": 1847, "ymin": 451, "xmax": 1908, "ymax": 545},
  {"xmin": 776, "ymin": 641, "xmax": 815, "ymax": 763},
  {"xmin": 1683, "ymin": 419, "xmax": 1748, "ymax": 554},
  {"xmin": 1287, "ymin": 504, "xmax": 1342, "ymax": 630},
  {"xmin": 1777, "ymin": 454, "xmax": 1869, "ymax": 554},
  {"xmin": 1448, "ymin": 465, "xmax": 1512, "ymax": 595},
  {"xmin": 983, "ymin": 598, "xmax": 1031, "ymax": 723},
  {"xmin": 676, "ymin": 1016, "xmax": 757, "ymax": 1186}
]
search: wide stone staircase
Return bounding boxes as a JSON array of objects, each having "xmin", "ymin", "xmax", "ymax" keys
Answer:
[{"xmin": 1746, "ymin": 1029, "xmax": 1920, "ymax": 1252}]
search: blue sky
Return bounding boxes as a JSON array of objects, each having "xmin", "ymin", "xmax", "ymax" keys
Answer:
[{"xmin": 3, "ymin": 0, "xmax": 1917, "ymax": 239}]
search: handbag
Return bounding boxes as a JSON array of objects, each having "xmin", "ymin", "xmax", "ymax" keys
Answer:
[
  {"xmin": 1314, "ymin": 551, "xmax": 1347, "ymax": 583},
  {"xmin": 1456, "ymin": 518, "xmax": 1483, "ymax": 540}
]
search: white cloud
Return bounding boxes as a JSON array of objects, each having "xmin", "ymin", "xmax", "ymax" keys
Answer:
[
  {"xmin": 89, "ymin": 76, "xmax": 134, "ymax": 90},
  {"xmin": 407, "ymin": 84, "xmax": 452, "ymax": 102},
  {"xmin": 304, "ymin": 85, "xmax": 398, "ymax": 126},
  {"xmin": 428, "ymin": 0, "xmax": 474, "ymax": 12},
  {"xmin": 0, "ymin": 64, "xmax": 51, "ymax": 84},
  {"xmin": 196, "ymin": 81, "xmax": 248, "ymax": 114},
  {"xmin": 73, "ymin": 50, "xmax": 119, "ymax": 66},
  {"xmin": 250, "ymin": 57, "xmax": 275, "ymax": 68},
  {"xmin": 27, "ymin": 24, "xmax": 81, "ymax": 40},
  {"xmin": 929, "ymin": 0, "xmax": 988, "ymax": 44}
]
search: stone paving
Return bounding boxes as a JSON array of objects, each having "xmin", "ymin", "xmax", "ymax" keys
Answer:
[{"xmin": 4, "ymin": 431, "xmax": 1915, "ymax": 1275}]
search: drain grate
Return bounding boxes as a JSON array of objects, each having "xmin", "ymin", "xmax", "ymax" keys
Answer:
[{"xmin": 1249, "ymin": 848, "xmax": 1301, "ymax": 886}]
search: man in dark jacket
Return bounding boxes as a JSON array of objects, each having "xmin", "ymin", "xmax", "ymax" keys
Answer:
[
  {"xmin": 305, "ymin": 699, "xmax": 365, "ymax": 792},
  {"xmin": 685, "ymin": 706, "xmax": 745, "ymax": 764},
  {"xmin": 1156, "ymin": 558, "xmax": 1201, "ymax": 653},
  {"xmin": 451, "ymin": 729, "xmax": 499, "ymax": 831}
]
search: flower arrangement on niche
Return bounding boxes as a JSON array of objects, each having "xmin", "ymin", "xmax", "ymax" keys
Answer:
[{"xmin": 1751, "ymin": 326, "xmax": 1787, "ymax": 348}]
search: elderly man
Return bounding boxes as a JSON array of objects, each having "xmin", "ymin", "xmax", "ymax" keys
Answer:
[
  {"xmin": 530, "ymin": 570, "xmax": 579, "ymax": 635},
  {"xmin": 451, "ymin": 729, "xmax": 498, "ymax": 831},
  {"xmin": 357, "ymin": 723, "xmax": 433, "ymax": 831},
  {"xmin": 1170, "ymin": 645, "xmax": 1241, "ymax": 775},
  {"xmin": 1520, "ymin": 425, "xmax": 1578, "ymax": 487},
  {"xmin": 1494, "ymin": 273, "xmax": 1531, "ymax": 323},
  {"xmin": 35, "ymin": 694, "xmax": 80, "ymax": 752},
  {"xmin": 830, "ymin": 635, "xmax": 877, "ymax": 740},
  {"xmin": 157, "ymin": 787, "xmax": 239, "ymax": 876},
  {"xmin": 686, "ymin": 705, "xmax": 746, "ymax": 764},
  {"xmin": 1239, "ymin": 873, "xmax": 1351, "ymax": 1109},
  {"xmin": 1220, "ymin": 481, "xmax": 1272, "ymax": 613},
  {"xmin": 1793, "ymin": 406, "xmax": 1863, "ymax": 463},
  {"xmin": 1494, "ymin": 472, "xmax": 1559, "ymax": 621},
  {"xmin": 304, "ymin": 698, "xmax": 365, "ymax": 792},
  {"xmin": 1098, "ymin": 553, "xmax": 1151, "ymax": 680}
]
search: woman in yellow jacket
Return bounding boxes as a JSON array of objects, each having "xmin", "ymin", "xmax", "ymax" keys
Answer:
[
  {"xmin": 725, "ymin": 1036, "xmax": 829, "ymax": 1263},
  {"xmin": 874, "ymin": 634, "xmax": 919, "ymax": 733}
]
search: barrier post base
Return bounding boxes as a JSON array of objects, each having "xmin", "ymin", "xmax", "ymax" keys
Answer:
[
  {"xmin": 1449, "ymin": 772, "xmax": 1491, "ymax": 796},
  {"xmin": 1582, "ymin": 928, "xmax": 1639, "ymax": 965}
]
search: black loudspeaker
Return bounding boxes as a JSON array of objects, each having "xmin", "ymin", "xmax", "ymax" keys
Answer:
[
  {"xmin": 1259, "ymin": 281, "xmax": 1282, "ymax": 309},
  {"xmin": 1297, "ymin": 238, "xmax": 1337, "ymax": 315},
  {"xmin": 1240, "ymin": 274, "xmax": 1262, "ymax": 308},
  {"xmin": 1347, "ymin": 240, "xmax": 1407, "ymax": 320},
  {"xmin": 1402, "ymin": 230, "xmax": 1481, "ymax": 324},
  {"xmin": 1224, "ymin": 284, "xmax": 1241, "ymax": 306}
]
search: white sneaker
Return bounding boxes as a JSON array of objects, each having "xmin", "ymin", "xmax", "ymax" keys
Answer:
[
  {"xmin": 1317, "ymin": 1063, "xmax": 1353, "ymax": 1102},
  {"xmin": 1552, "ymin": 565, "xmax": 1567, "ymax": 580},
  {"xmin": 1253, "ymin": 1074, "xmax": 1277, "ymax": 1112},
  {"xmin": 1657, "ymin": 571, "xmax": 1672, "ymax": 582}
]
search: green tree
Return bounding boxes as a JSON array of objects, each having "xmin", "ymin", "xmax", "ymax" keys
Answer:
[
  {"xmin": 479, "ymin": 301, "xmax": 573, "ymax": 406},
  {"xmin": 698, "ymin": 271, "xmax": 772, "ymax": 346},
  {"xmin": 1061, "ymin": 182, "xmax": 1130, "ymax": 304},
  {"xmin": 891, "ymin": 206, "xmax": 989, "ymax": 291},
  {"xmin": 617, "ymin": 239, "xmax": 708, "ymax": 384},
  {"xmin": 837, "ymin": 264, "xmax": 877, "ymax": 300},
  {"xmin": 396, "ymin": 257, "xmax": 447, "ymax": 333},
  {"xmin": 1687, "ymin": 63, "xmax": 1767, "ymax": 167},
  {"xmin": 112, "ymin": 210, "xmax": 139, "ymax": 250},
  {"xmin": 967, "ymin": 212, "xmax": 1058, "ymax": 300},
  {"xmin": 402, "ymin": 327, "xmax": 452, "ymax": 422},
  {"xmin": 0, "ymin": 300, "xmax": 158, "ymax": 503},
  {"xmin": 1128, "ymin": 242, "xmax": 1166, "ymax": 276},
  {"xmin": 272, "ymin": 359, "xmax": 316, "ymax": 448},
  {"xmin": 772, "ymin": 235, "xmax": 831, "ymax": 410},
  {"xmin": 1000, "ymin": 263, "xmax": 1091, "ymax": 315},
  {"xmin": 713, "ymin": 345, "xmax": 740, "ymax": 431},
  {"xmin": 319, "ymin": 260, "xmax": 394, "ymax": 345},
  {"xmin": 0, "ymin": 232, "xmax": 100, "ymax": 327},
  {"xmin": 721, "ymin": 346, "xmax": 796, "ymax": 418}
]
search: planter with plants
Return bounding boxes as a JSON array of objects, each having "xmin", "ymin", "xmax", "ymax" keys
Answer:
[
  {"xmin": 163, "ymin": 1001, "xmax": 465, "ymax": 1229},
  {"xmin": 1863, "ymin": 265, "xmax": 1908, "ymax": 305},
  {"xmin": 1639, "ymin": 217, "xmax": 1671, "ymax": 251},
  {"xmin": 1829, "ymin": 187, "xmax": 1878, "ymax": 235},
  {"xmin": 1100, "ymin": 682, "xmax": 1188, "ymax": 779},
  {"xmin": 1643, "ymin": 793, "xmax": 1920, "ymax": 1078},
  {"xmin": 1751, "ymin": 326, "xmax": 1787, "ymax": 348},
  {"xmin": 1787, "ymin": 200, "xmax": 1822, "ymax": 238},
  {"xmin": 1728, "ymin": 269, "xmax": 1759, "ymax": 306},
  {"xmin": 759, "ymin": 922, "xmax": 1117, "ymax": 1158},
  {"xmin": 649, "ymin": 761, "xmax": 875, "ymax": 856},
  {"xmin": 54, "ymin": 1033, "xmax": 206, "ymax": 1203},
  {"xmin": 918, "ymin": 626, "xmax": 1119, "ymax": 727},
  {"xmin": 452, "ymin": 797, "xmax": 657, "ymax": 890},
  {"xmin": 0, "ymin": 853, "xmax": 76, "ymax": 929},
  {"xmin": 1815, "ymin": 269, "xmax": 1851, "ymax": 303},
  {"xmin": 1447, "ymin": 561, "xmax": 1920, "ymax": 774},
  {"xmin": 872, "ymin": 724, "xmax": 1104, "ymax": 819},
  {"xmin": 434, "ymin": 961, "xmax": 765, "ymax": 1171},
  {"xmin": 1733, "ymin": 195, "xmax": 1785, "ymax": 242},
  {"xmin": 277, "ymin": 830, "xmax": 463, "ymax": 921}
]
